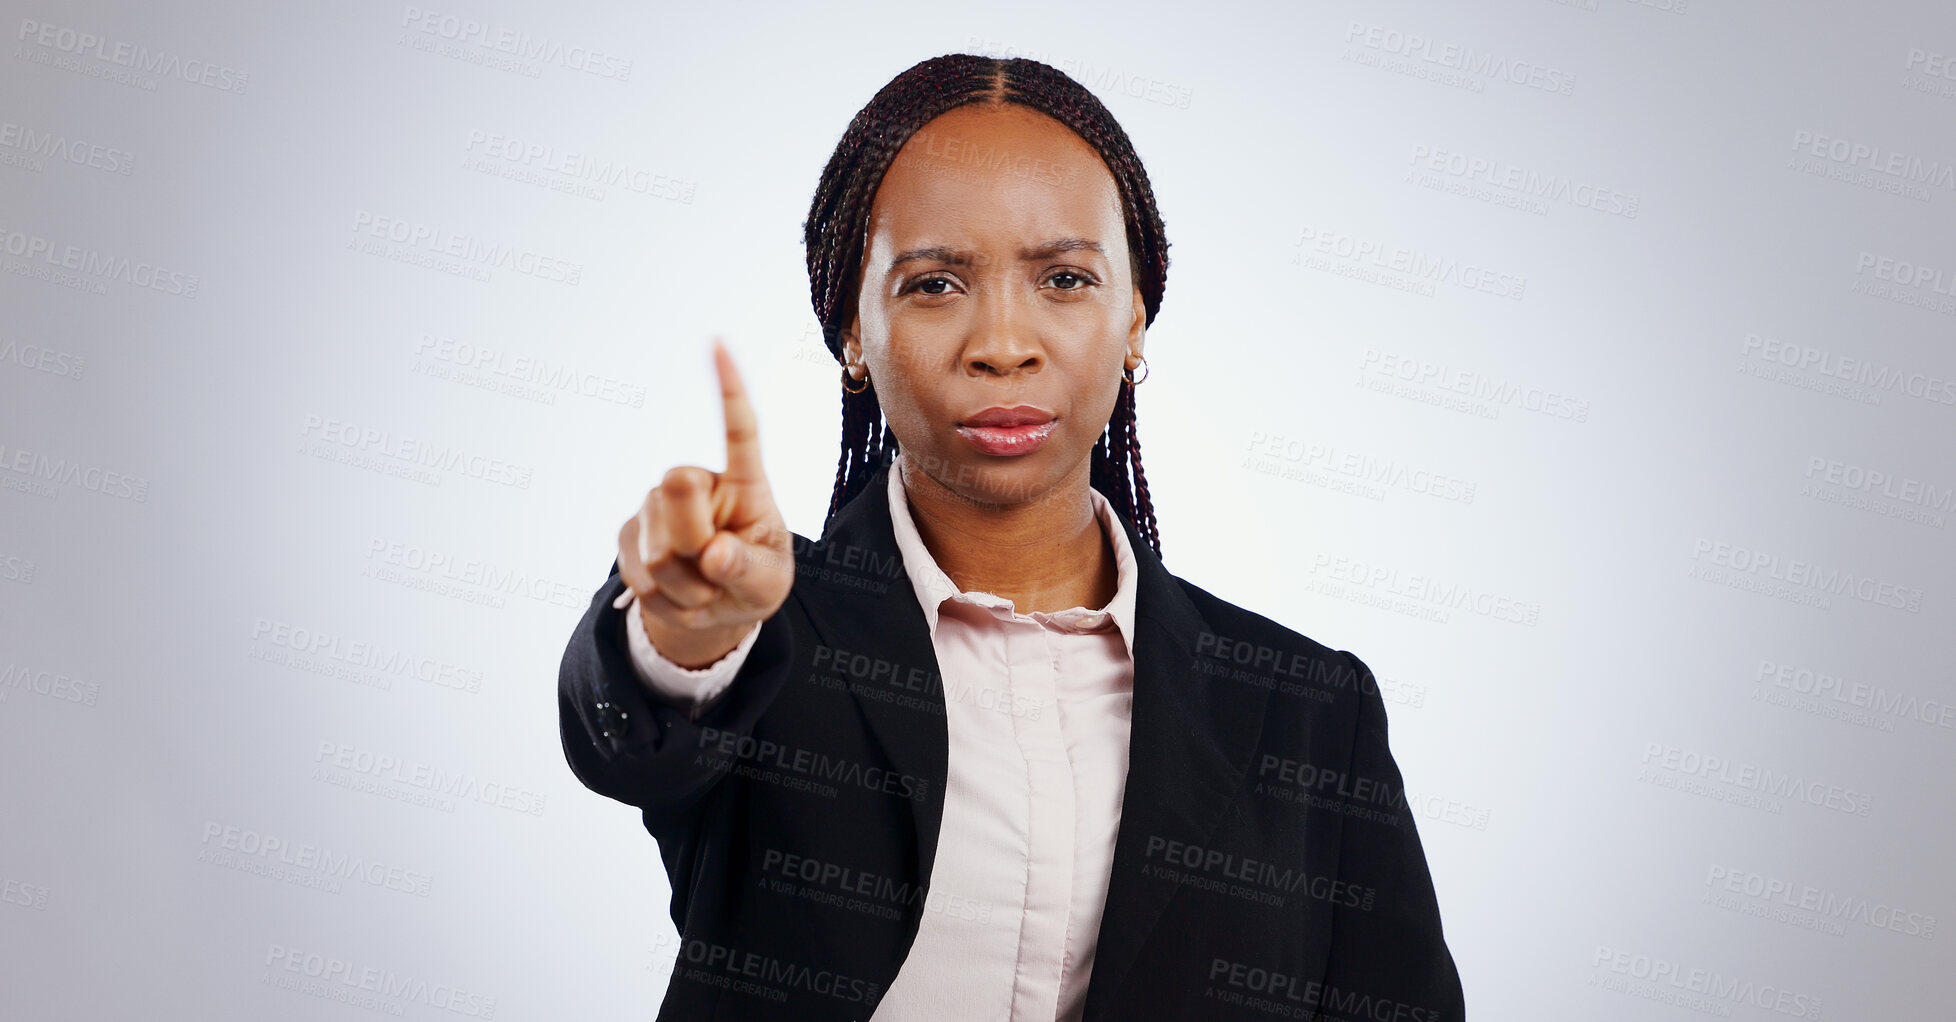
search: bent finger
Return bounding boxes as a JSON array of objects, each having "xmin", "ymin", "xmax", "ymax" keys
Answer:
[
  {"xmin": 660, "ymin": 466, "xmax": 716, "ymax": 558},
  {"xmin": 615, "ymin": 507, "xmax": 659, "ymax": 608},
  {"xmin": 649, "ymin": 550, "xmax": 719, "ymax": 609}
]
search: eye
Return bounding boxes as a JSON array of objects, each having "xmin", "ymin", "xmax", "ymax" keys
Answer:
[
  {"xmin": 908, "ymin": 274, "xmax": 959, "ymax": 296},
  {"xmin": 1047, "ymin": 270, "xmax": 1097, "ymax": 291}
]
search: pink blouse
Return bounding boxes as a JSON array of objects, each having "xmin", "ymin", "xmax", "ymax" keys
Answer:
[{"xmin": 620, "ymin": 451, "xmax": 1139, "ymax": 1021}]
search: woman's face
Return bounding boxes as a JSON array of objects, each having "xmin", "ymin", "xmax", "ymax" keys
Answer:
[{"xmin": 842, "ymin": 102, "xmax": 1145, "ymax": 510}]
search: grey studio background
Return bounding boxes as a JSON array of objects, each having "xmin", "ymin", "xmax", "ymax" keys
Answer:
[{"xmin": 3, "ymin": 0, "xmax": 1952, "ymax": 1018}]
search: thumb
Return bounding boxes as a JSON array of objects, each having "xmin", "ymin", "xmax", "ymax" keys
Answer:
[{"xmin": 697, "ymin": 532, "xmax": 748, "ymax": 587}]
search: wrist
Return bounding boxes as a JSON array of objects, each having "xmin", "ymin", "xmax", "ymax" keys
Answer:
[{"xmin": 639, "ymin": 609, "xmax": 753, "ymax": 669}]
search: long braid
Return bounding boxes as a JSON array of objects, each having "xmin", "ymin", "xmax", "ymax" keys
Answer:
[
  {"xmin": 804, "ymin": 53, "xmax": 1170, "ymax": 560},
  {"xmin": 1088, "ymin": 381, "xmax": 1133, "ymax": 525},
  {"xmin": 827, "ymin": 386, "xmax": 884, "ymax": 525},
  {"xmin": 1125, "ymin": 385, "xmax": 1160, "ymax": 555}
]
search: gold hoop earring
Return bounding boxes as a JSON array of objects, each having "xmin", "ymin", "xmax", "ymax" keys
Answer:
[
  {"xmin": 841, "ymin": 363, "xmax": 870, "ymax": 394},
  {"xmin": 1122, "ymin": 357, "xmax": 1150, "ymax": 386}
]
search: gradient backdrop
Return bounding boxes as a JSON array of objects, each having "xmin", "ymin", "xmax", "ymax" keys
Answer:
[{"xmin": 3, "ymin": 1, "xmax": 1952, "ymax": 1018}]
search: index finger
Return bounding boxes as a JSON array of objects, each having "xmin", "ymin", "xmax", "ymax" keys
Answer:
[{"xmin": 712, "ymin": 337, "xmax": 765, "ymax": 484}]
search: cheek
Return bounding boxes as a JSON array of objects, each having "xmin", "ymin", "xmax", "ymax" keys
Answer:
[
  {"xmin": 866, "ymin": 330, "xmax": 959, "ymax": 426},
  {"xmin": 1081, "ymin": 333, "xmax": 1131, "ymax": 395},
  {"xmin": 1074, "ymin": 380, "xmax": 1123, "ymax": 439},
  {"xmin": 868, "ymin": 364, "xmax": 943, "ymax": 446}
]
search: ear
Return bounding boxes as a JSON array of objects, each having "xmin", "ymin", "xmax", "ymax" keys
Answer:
[
  {"xmin": 1125, "ymin": 286, "xmax": 1146, "ymax": 367},
  {"xmin": 841, "ymin": 310, "xmax": 863, "ymax": 368}
]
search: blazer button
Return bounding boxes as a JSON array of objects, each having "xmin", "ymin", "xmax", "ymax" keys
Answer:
[{"xmin": 595, "ymin": 700, "xmax": 630, "ymax": 738}]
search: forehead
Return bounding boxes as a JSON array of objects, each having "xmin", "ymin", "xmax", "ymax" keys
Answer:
[{"xmin": 866, "ymin": 104, "xmax": 1127, "ymax": 253}]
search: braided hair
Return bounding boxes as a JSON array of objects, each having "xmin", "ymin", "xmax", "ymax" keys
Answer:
[{"xmin": 802, "ymin": 53, "xmax": 1169, "ymax": 559}]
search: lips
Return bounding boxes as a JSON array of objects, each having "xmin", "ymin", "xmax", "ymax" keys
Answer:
[
  {"xmin": 960, "ymin": 405, "xmax": 1055, "ymax": 428},
  {"xmin": 956, "ymin": 406, "xmax": 1057, "ymax": 457}
]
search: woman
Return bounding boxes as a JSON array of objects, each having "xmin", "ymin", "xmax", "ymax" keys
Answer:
[{"xmin": 559, "ymin": 53, "xmax": 1463, "ymax": 1022}]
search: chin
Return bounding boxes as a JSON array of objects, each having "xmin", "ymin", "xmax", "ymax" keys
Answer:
[{"xmin": 915, "ymin": 448, "xmax": 1083, "ymax": 509}]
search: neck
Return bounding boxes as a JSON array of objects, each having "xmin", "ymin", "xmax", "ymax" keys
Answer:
[{"xmin": 901, "ymin": 457, "xmax": 1116, "ymax": 616}]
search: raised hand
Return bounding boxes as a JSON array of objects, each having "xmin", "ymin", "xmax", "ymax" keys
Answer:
[{"xmin": 612, "ymin": 338, "xmax": 795, "ymax": 668}]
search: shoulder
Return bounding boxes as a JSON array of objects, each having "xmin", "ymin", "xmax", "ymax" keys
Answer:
[{"xmin": 1168, "ymin": 571, "xmax": 1380, "ymax": 717}]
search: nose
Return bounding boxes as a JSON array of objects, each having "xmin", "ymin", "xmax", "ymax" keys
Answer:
[{"xmin": 960, "ymin": 289, "xmax": 1043, "ymax": 378}]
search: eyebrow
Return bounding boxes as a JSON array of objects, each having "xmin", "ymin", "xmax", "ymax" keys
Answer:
[{"xmin": 888, "ymin": 238, "xmax": 1104, "ymax": 272}]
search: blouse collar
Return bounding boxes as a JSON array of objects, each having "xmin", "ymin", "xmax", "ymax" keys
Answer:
[{"xmin": 885, "ymin": 451, "xmax": 1138, "ymax": 661}]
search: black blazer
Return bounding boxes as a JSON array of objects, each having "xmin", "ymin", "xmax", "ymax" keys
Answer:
[{"xmin": 559, "ymin": 461, "xmax": 1463, "ymax": 1021}]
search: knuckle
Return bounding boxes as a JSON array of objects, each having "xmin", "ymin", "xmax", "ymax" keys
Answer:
[{"xmin": 662, "ymin": 465, "xmax": 710, "ymax": 493}]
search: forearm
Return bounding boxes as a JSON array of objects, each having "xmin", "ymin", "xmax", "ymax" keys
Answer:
[{"xmin": 558, "ymin": 566, "xmax": 795, "ymax": 823}]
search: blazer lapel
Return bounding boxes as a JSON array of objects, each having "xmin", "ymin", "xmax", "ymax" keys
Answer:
[
  {"xmin": 794, "ymin": 461, "xmax": 951, "ymax": 894},
  {"xmin": 1082, "ymin": 510, "xmax": 1275, "ymax": 1020}
]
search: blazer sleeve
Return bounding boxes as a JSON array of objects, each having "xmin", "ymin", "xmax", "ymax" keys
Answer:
[
  {"xmin": 1320, "ymin": 651, "xmax": 1466, "ymax": 1021},
  {"xmin": 557, "ymin": 558, "xmax": 797, "ymax": 830}
]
